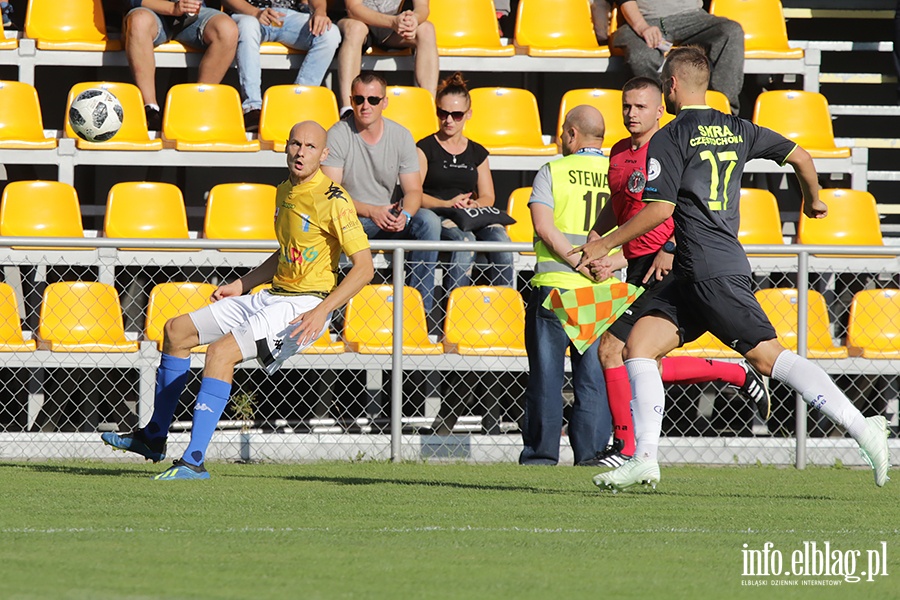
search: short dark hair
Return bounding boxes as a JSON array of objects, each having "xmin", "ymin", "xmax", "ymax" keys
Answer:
[
  {"xmin": 351, "ymin": 71, "xmax": 388, "ymax": 93},
  {"xmin": 622, "ymin": 76, "xmax": 662, "ymax": 96},
  {"xmin": 662, "ymin": 46, "xmax": 710, "ymax": 89}
]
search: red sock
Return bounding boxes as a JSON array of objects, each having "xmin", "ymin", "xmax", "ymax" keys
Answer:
[
  {"xmin": 604, "ymin": 365, "xmax": 635, "ymax": 456},
  {"xmin": 660, "ymin": 356, "xmax": 745, "ymax": 387}
]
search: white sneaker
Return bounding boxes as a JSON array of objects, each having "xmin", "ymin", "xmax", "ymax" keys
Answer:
[
  {"xmin": 858, "ymin": 416, "xmax": 891, "ymax": 487},
  {"xmin": 592, "ymin": 456, "xmax": 660, "ymax": 493}
]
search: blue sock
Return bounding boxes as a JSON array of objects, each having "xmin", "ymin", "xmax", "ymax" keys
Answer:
[
  {"xmin": 145, "ymin": 354, "xmax": 191, "ymax": 441},
  {"xmin": 182, "ymin": 377, "xmax": 231, "ymax": 467}
]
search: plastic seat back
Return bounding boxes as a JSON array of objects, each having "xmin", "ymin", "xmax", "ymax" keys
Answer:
[
  {"xmin": 431, "ymin": 0, "xmax": 514, "ymax": 56},
  {"xmin": 260, "ymin": 85, "xmax": 339, "ymax": 152},
  {"xmin": 444, "ymin": 286, "xmax": 526, "ymax": 356},
  {"xmin": 515, "ymin": 0, "xmax": 609, "ymax": 57},
  {"xmin": 382, "ymin": 86, "xmax": 438, "ymax": 144},
  {"xmin": 25, "ymin": 0, "xmax": 121, "ymax": 51},
  {"xmin": 505, "ymin": 187, "xmax": 534, "ymax": 249},
  {"xmin": 737, "ymin": 188, "xmax": 786, "ymax": 256},
  {"xmin": 667, "ymin": 331, "xmax": 740, "ymax": 358},
  {"xmin": 797, "ymin": 189, "xmax": 883, "ymax": 252},
  {"xmin": 38, "ymin": 282, "xmax": 138, "ymax": 352},
  {"xmin": 163, "ymin": 84, "xmax": 260, "ymax": 151},
  {"xmin": 706, "ymin": 90, "xmax": 731, "ymax": 114},
  {"xmin": 558, "ymin": 89, "xmax": 626, "ymax": 150},
  {"xmin": 755, "ymin": 288, "xmax": 848, "ymax": 358},
  {"xmin": 710, "ymin": 0, "xmax": 803, "ymax": 58},
  {"xmin": 0, "ymin": 282, "xmax": 36, "ymax": 351},
  {"xmin": 847, "ymin": 289, "xmax": 900, "ymax": 359},
  {"xmin": 204, "ymin": 183, "xmax": 277, "ymax": 248},
  {"xmin": 104, "ymin": 182, "xmax": 191, "ymax": 249},
  {"xmin": 145, "ymin": 282, "xmax": 218, "ymax": 350},
  {"xmin": 752, "ymin": 91, "xmax": 850, "ymax": 158},
  {"xmin": 343, "ymin": 285, "xmax": 442, "ymax": 354},
  {"xmin": 0, "ymin": 81, "xmax": 57, "ymax": 149},
  {"xmin": 65, "ymin": 82, "xmax": 162, "ymax": 150},
  {"xmin": 1, "ymin": 180, "xmax": 85, "ymax": 239},
  {"xmin": 466, "ymin": 88, "xmax": 556, "ymax": 155}
]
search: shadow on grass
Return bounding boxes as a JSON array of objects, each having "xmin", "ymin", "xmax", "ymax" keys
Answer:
[{"xmin": 0, "ymin": 462, "xmax": 154, "ymax": 478}]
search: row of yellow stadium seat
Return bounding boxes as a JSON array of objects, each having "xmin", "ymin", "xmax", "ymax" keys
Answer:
[
  {"xmin": 4, "ymin": 281, "xmax": 898, "ymax": 359},
  {"xmin": 0, "ymin": 180, "xmax": 276, "ymax": 244},
  {"xmin": 504, "ymin": 187, "xmax": 885, "ymax": 251},
  {"xmin": 0, "ymin": 78, "xmax": 846, "ymax": 158},
  {"xmin": 0, "ymin": 281, "xmax": 527, "ymax": 356},
  {"xmin": 17, "ymin": 0, "xmax": 799, "ymax": 60}
]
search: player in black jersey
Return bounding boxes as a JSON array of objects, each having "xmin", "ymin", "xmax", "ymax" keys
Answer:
[{"xmin": 572, "ymin": 46, "xmax": 890, "ymax": 492}]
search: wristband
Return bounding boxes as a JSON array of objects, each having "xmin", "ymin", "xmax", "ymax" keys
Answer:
[{"xmin": 401, "ymin": 210, "xmax": 412, "ymax": 222}]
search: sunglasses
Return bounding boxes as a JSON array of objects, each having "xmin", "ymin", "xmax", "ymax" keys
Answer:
[
  {"xmin": 351, "ymin": 95, "xmax": 384, "ymax": 106},
  {"xmin": 437, "ymin": 108, "xmax": 466, "ymax": 122}
]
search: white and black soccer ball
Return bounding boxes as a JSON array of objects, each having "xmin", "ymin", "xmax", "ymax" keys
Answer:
[{"xmin": 69, "ymin": 88, "xmax": 124, "ymax": 142}]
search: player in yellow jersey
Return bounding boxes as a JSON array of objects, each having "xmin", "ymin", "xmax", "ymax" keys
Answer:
[{"xmin": 101, "ymin": 121, "xmax": 374, "ymax": 480}]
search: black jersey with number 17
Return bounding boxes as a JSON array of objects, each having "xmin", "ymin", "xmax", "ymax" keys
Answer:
[{"xmin": 642, "ymin": 106, "xmax": 797, "ymax": 282}]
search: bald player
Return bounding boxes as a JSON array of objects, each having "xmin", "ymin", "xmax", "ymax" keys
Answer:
[
  {"xmin": 573, "ymin": 47, "xmax": 890, "ymax": 492},
  {"xmin": 102, "ymin": 121, "xmax": 374, "ymax": 480},
  {"xmin": 519, "ymin": 105, "xmax": 615, "ymax": 466}
]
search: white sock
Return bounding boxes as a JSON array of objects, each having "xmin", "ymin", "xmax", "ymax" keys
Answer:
[
  {"xmin": 625, "ymin": 357, "xmax": 665, "ymax": 462},
  {"xmin": 771, "ymin": 350, "xmax": 868, "ymax": 439},
  {"xmin": 339, "ymin": 106, "xmax": 352, "ymax": 117},
  {"xmin": 145, "ymin": 103, "xmax": 159, "ymax": 112}
]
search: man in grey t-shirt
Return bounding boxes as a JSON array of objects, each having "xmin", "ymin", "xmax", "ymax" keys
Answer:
[{"xmin": 322, "ymin": 71, "xmax": 441, "ymax": 313}]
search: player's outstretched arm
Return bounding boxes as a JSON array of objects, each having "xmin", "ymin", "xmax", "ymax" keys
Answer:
[
  {"xmin": 211, "ymin": 251, "xmax": 279, "ymax": 301},
  {"xmin": 785, "ymin": 146, "xmax": 827, "ymax": 219},
  {"xmin": 589, "ymin": 199, "xmax": 618, "ymax": 238},
  {"xmin": 571, "ymin": 201, "xmax": 674, "ymax": 269},
  {"xmin": 288, "ymin": 248, "xmax": 375, "ymax": 344}
]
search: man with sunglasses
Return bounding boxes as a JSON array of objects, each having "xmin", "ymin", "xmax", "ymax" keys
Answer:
[
  {"xmin": 335, "ymin": 0, "xmax": 438, "ymax": 114},
  {"xmin": 322, "ymin": 71, "xmax": 442, "ymax": 317}
]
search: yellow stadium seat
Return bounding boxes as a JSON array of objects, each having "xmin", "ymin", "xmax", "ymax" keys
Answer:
[
  {"xmin": 382, "ymin": 86, "xmax": 438, "ymax": 144},
  {"xmin": 668, "ymin": 331, "xmax": 740, "ymax": 358},
  {"xmin": 752, "ymin": 91, "xmax": 850, "ymax": 159},
  {"xmin": 343, "ymin": 284, "xmax": 442, "ymax": 354},
  {"xmin": 755, "ymin": 288, "xmax": 848, "ymax": 359},
  {"xmin": 505, "ymin": 187, "xmax": 534, "ymax": 252},
  {"xmin": 1, "ymin": 180, "xmax": 85, "ymax": 240},
  {"xmin": 204, "ymin": 183, "xmax": 277, "ymax": 249},
  {"xmin": 431, "ymin": 0, "xmax": 514, "ymax": 57},
  {"xmin": 558, "ymin": 89, "xmax": 627, "ymax": 150},
  {"xmin": 260, "ymin": 42, "xmax": 306, "ymax": 55},
  {"xmin": 25, "ymin": 0, "xmax": 121, "ymax": 51},
  {"xmin": 797, "ymin": 189, "xmax": 883, "ymax": 254},
  {"xmin": 705, "ymin": 90, "xmax": 732, "ymax": 114},
  {"xmin": 847, "ymin": 289, "xmax": 900, "ymax": 359},
  {"xmin": 515, "ymin": 0, "xmax": 610, "ymax": 57},
  {"xmin": 0, "ymin": 81, "xmax": 57, "ymax": 149},
  {"xmin": 0, "ymin": 282, "xmax": 36, "ymax": 352},
  {"xmin": 259, "ymin": 85, "xmax": 339, "ymax": 152},
  {"xmin": 104, "ymin": 181, "xmax": 191, "ymax": 250},
  {"xmin": 737, "ymin": 188, "xmax": 786, "ymax": 256},
  {"xmin": 465, "ymin": 88, "xmax": 556, "ymax": 155},
  {"xmin": 443, "ymin": 286, "xmax": 526, "ymax": 356},
  {"xmin": 163, "ymin": 84, "xmax": 260, "ymax": 151},
  {"xmin": 710, "ymin": 0, "xmax": 803, "ymax": 59},
  {"xmin": 154, "ymin": 40, "xmax": 201, "ymax": 54},
  {"xmin": 303, "ymin": 330, "xmax": 346, "ymax": 354},
  {"xmin": 65, "ymin": 82, "xmax": 162, "ymax": 151},
  {"xmin": 38, "ymin": 282, "xmax": 138, "ymax": 352},
  {"xmin": 0, "ymin": 34, "xmax": 16, "ymax": 51},
  {"xmin": 145, "ymin": 282, "xmax": 217, "ymax": 351}
]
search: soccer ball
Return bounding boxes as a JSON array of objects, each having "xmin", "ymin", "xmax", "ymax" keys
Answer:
[{"xmin": 69, "ymin": 89, "xmax": 124, "ymax": 142}]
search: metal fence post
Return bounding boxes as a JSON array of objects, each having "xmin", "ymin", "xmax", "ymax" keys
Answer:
[
  {"xmin": 795, "ymin": 250, "xmax": 809, "ymax": 469},
  {"xmin": 390, "ymin": 248, "xmax": 404, "ymax": 462}
]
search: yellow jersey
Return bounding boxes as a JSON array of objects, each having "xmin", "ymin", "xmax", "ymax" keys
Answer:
[{"xmin": 271, "ymin": 170, "xmax": 370, "ymax": 295}]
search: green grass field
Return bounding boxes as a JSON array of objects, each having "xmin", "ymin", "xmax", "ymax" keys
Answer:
[{"xmin": 0, "ymin": 461, "xmax": 896, "ymax": 599}]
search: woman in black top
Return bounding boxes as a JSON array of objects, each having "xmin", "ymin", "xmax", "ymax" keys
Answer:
[{"xmin": 416, "ymin": 72, "xmax": 514, "ymax": 290}]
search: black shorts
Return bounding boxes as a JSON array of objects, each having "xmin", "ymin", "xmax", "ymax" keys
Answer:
[
  {"xmin": 607, "ymin": 253, "xmax": 675, "ymax": 343},
  {"xmin": 640, "ymin": 274, "xmax": 777, "ymax": 356}
]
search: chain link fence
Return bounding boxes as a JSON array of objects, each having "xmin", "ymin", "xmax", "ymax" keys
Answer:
[{"xmin": 1, "ymin": 237, "xmax": 898, "ymax": 466}]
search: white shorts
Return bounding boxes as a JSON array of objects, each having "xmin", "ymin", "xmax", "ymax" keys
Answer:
[{"xmin": 189, "ymin": 290, "xmax": 329, "ymax": 375}]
